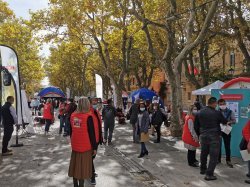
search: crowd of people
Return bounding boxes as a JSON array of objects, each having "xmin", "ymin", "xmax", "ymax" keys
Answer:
[{"xmin": 2, "ymin": 94, "xmax": 250, "ymax": 186}]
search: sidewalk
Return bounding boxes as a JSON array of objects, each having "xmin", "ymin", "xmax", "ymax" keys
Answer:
[
  {"xmin": 0, "ymin": 121, "xmax": 249, "ymax": 187},
  {"xmin": 112, "ymin": 124, "xmax": 249, "ymax": 187},
  {"xmin": 0, "ymin": 122, "xmax": 144, "ymax": 187}
]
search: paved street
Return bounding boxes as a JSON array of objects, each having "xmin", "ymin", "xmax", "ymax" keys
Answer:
[{"xmin": 0, "ymin": 121, "xmax": 249, "ymax": 187}]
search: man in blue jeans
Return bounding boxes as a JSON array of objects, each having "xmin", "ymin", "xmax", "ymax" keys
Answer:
[{"xmin": 194, "ymin": 97, "xmax": 228, "ymax": 181}]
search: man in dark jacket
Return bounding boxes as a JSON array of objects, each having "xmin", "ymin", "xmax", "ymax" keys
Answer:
[
  {"xmin": 64, "ymin": 98, "xmax": 77, "ymax": 137},
  {"xmin": 129, "ymin": 98, "xmax": 140, "ymax": 143},
  {"xmin": 1, "ymin": 96, "xmax": 18, "ymax": 156},
  {"xmin": 194, "ymin": 97, "xmax": 228, "ymax": 181},
  {"xmin": 102, "ymin": 99, "xmax": 116, "ymax": 144}
]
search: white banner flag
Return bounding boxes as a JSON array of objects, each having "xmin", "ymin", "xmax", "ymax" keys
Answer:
[{"xmin": 95, "ymin": 74, "xmax": 103, "ymax": 99}]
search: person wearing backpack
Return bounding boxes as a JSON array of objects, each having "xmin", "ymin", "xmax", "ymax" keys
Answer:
[
  {"xmin": 102, "ymin": 99, "xmax": 116, "ymax": 144},
  {"xmin": 218, "ymin": 99, "xmax": 236, "ymax": 168},
  {"xmin": 151, "ymin": 100, "xmax": 166, "ymax": 143}
]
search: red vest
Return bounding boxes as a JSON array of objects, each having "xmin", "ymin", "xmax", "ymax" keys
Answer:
[
  {"xmin": 182, "ymin": 115, "xmax": 200, "ymax": 147},
  {"xmin": 243, "ymin": 121, "xmax": 250, "ymax": 142},
  {"xmin": 43, "ymin": 103, "xmax": 53, "ymax": 120},
  {"xmin": 90, "ymin": 108, "xmax": 101, "ymax": 143},
  {"xmin": 70, "ymin": 112, "xmax": 92, "ymax": 153}
]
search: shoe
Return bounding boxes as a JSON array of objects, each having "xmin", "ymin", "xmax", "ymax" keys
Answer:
[
  {"xmin": 151, "ymin": 134, "xmax": 155, "ymax": 136},
  {"xmin": 189, "ymin": 163, "xmax": 199, "ymax": 168},
  {"xmin": 145, "ymin": 151, "xmax": 149, "ymax": 155},
  {"xmin": 90, "ymin": 178, "xmax": 96, "ymax": 185},
  {"xmin": 226, "ymin": 161, "xmax": 233, "ymax": 168},
  {"xmin": 95, "ymin": 173, "xmax": 98, "ymax": 177},
  {"xmin": 204, "ymin": 175, "xmax": 217, "ymax": 181},
  {"xmin": 63, "ymin": 133, "xmax": 68, "ymax": 137},
  {"xmin": 138, "ymin": 153, "xmax": 145, "ymax": 158},
  {"xmin": 154, "ymin": 140, "xmax": 160, "ymax": 143},
  {"xmin": 246, "ymin": 174, "xmax": 250, "ymax": 178},
  {"xmin": 245, "ymin": 179, "xmax": 250, "ymax": 184},
  {"xmin": 200, "ymin": 170, "xmax": 206, "ymax": 175},
  {"xmin": 7, "ymin": 149, "xmax": 13, "ymax": 153},
  {"xmin": 2, "ymin": 152, "xmax": 13, "ymax": 156}
]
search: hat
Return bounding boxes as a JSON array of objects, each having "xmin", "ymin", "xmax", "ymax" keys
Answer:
[{"xmin": 152, "ymin": 96, "xmax": 159, "ymax": 104}]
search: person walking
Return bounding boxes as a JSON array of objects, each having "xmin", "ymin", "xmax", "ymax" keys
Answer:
[
  {"xmin": 102, "ymin": 99, "xmax": 116, "ymax": 144},
  {"xmin": 217, "ymin": 99, "xmax": 236, "ymax": 168},
  {"xmin": 129, "ymin": 98, "xmax": 140, "ymax": 143},
  {"xmin": 89, "ymin": 97, "xmax": 103, "ymax": 185},
  {"xmin": 68, "ymin": 97, "xmax": 97, "ymax": 187},
  {"xmin": 182, "ymin": 105, "xmax": 200, "ymax": 167},
  {"xmin": 151, "ymin": 100, "xmax": 166, "ymax": 143},
  {"xmin": 137, "ymin": 101, "xmax": 150, "ymax": 158},
  {"xmin": 43, "ymin": 98, "xmax": 54, "ymax": 135},
  {"xmin": 1, "ymin": 96, "xmax": 17, "ymax": 156},
  {"xmin": 194, "ymin": 97, "xmax": 228, "ymax": 181},
  {"xmin": 64, "ymin": 99, "xmax": 77, "ymax": 137},
  {"xmin": 58, "ymin": 100, "xmax": 66, "ymax": 134}
]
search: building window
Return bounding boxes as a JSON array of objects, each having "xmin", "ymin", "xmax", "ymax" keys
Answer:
[{"xmin": 188, "ymin": 92, "xmax": 191, "ymax": 101}]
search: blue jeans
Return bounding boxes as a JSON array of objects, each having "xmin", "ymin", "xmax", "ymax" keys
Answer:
[
  {"xmin": 64, "ymin": 117, "xmax": 70, "ymax": 135},
  {"xmin": 141, "ymin": 142, "xmax": 148, "ymax": 154},
  {"xmin": 59, "ymin": 116, "xmax": 65, "ymax": 133}
]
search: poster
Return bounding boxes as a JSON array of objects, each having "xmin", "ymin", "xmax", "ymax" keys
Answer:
[
  {"xmin": 240, "ymin": 107, "xmax": 248, "ymax": 119},
  {"xmin": 0, "ymin": 45, "xmax": 22, "ymax": 125},
  {"xmin": 227, "ymin": 102, "xmax": 239, "ymax": 123}
]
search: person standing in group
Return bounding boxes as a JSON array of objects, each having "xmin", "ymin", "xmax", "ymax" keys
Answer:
[
  {"xmin": 151, "ymin": 99, "xmax": 166, "ymax": 143},
  {"xmin": 64, "ymin": 98, "xmax": 77, "ymax": 137},
  {"xmin": 43, "ymin": 98, "xmax": 54, "ymax": 135},
  {"xmin": 128, "ymin": 98, "xmax": 140, "ymax": 143},
  {"xmin": 68, "ymin": 97, "xmax": 97, "ymax": 187},
  {"xmin": 102, "ymin": 99, "xmax": 116, "ymax": 145},
  {"xmin": 194, "ymin": 97, "xmax": 228, "ymax": 181},
  {"xmin": 218, "ymin": 99, "xmax": 236, "ymax": 168},
  {"xmin": 89, "ymin": 97, "xmax": 103, "ymax": 185},
  {"xmin": 137, "ymin": 101, "xmax": 150, "ymax": 158},
  {"xmin": 58, "ymin": 100, "xmax": 67, "ymax": 134},
  {"xmin": 182, "ymin": 105, "xmax": 200, "ymax": 167},
  {"xmin": 1, "ymin": 96, "xmax": 17, "ymax": 156}
]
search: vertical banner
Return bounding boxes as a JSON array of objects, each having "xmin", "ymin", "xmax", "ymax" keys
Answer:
[
  {"xmin": 95, "ymin": 74, "xmax": 103, "ymax": 99},
  {"xmin": 66, "ymin": 87, "xmax": 70, "ymax": 99},
  {"xmin": 0, "ymin": 45, "xmax": 22, "ymax": 124}
]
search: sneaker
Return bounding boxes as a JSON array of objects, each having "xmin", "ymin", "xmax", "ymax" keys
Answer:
[
  {"xmin": 2, "ymin": 152, "xmax": 13, "ymax": 156},
  {"xmin": 94, "ymin": 173, "xmax": 98, "ymax": 177},
  {"xmin": 246, "ymin": 174, "xmax": 250, "ymax": 178},
  {"xmin": 226, "ymin": 161, "xmax": 233, "ymax": 168},
  {"xmin": 189, "ymin": 163, "xmax": 199, "ymax": 168},
  {"xmin": 245, "ymin": 179, "xmax": 250, "ymax": 184},
  {"xmin": 204, "ymin": 175, "xmax": 217, "ymax": 181},
  {"xmin": 154, "ymin": 140, "xmax": 160, "ymax": 143},
  {"xmin": 90, "ymin": 178, "xmax": 96, "ymax": 185}
]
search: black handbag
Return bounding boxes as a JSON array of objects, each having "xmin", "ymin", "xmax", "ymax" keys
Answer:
[{"xmin": 239, "ymin": 137, "xmax": 248, "ymax": 150}]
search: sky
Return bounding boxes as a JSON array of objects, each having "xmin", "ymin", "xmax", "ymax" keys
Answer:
[{"xmin": 5, "ymin": 0, "xmax": 50, "ymax": 86}]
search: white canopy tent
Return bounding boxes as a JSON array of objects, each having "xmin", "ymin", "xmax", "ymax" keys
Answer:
[{"xmin": 192, "ymin": 80, "xmax": 225, "ymax": 95}]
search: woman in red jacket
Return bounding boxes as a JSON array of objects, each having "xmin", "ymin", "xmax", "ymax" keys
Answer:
[
  {"xmin": 242, "ymin": 120, "xmax": 250, "ymax": 184},
  {"xmin": 182, "ymin": 105, "xmax": 200, "ymax": 167},
  {"xmin": 43, "ymin": 99, "xmax": 54, "ymax": 135},
  {"xmin": 68, "ymin": 97, "xmax": 97, "ymax": 187}
]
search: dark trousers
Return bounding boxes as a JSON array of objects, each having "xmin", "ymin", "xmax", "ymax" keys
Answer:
[
  {"xmin": 73, "ymin": 178, "xmax": 84, "ymax": 187},
  {"xmin": 104, "ymin": 122, "xmax": 115, "ymax": 142},
  {"xmin": 187, "ymin": 150, "xmax": 197, "ymax": 165},
  {"xmin": 2, "ymin": 126, "xmax": 14, "ymax": 153},
  {"xmin": 200, "ymin": 134, "xmax": 220, "ymax": 176},
  {"xmin": 45, "ymin": 119, "xmax": 52, "ymax": 132},
  {"xmin": 154, "ymin": 124, "xmax": 162, "ymax": 142},
  {"xmin": 92, "ymin": 155, "xmax": 96, "ymax": 180},
  {"xmin": 219, "ymin": 132, "xmax": 231, "ymax": 162},
  {"xmin": 140, "ymin": 142, "xmax": 148, "ymax": 154}
]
